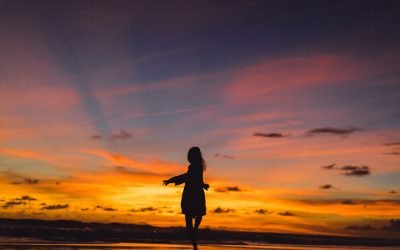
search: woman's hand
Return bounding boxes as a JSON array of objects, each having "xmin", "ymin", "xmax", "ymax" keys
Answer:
[
  {"xmin": 163, "ymin": 179, "xmax": 170, "ymax": 186},
  {"xmin": 203, "ymin": 183, "xmax": 210, "ymax": 191}
]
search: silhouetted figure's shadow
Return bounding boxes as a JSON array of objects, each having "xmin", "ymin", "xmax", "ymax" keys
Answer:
[{"xmin": 164, "ymin": 146, "xmax": 209, "ymax": 250}]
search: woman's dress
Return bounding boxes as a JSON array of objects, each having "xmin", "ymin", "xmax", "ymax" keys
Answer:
[{"xmin": 169, "ymin": 164, "xmax": 206, "ymax": 216}]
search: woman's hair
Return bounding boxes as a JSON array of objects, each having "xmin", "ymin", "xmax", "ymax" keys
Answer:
[{"xmin": 187, "ymin": 146, "xmax": 206, "ymax": 171}]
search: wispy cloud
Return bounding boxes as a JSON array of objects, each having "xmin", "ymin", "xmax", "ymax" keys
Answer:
[
  {"xmin": 114, "ymin": 165, "xmax": 152, "ymax": 175},
  {"xmin": 225, "ymin": 55, "xmax": 374, "ymax": 103},
  {"xmin": 110, "ymin": 130, "xmax": 133, "ymax": 141},
  {"xmin": 214, "ymin": 153, "xmax": 235, "ymax": 159},
  {"xmin": 1, "ymin": 170, "xmax": 42, "ymax": 185},
  {"xmin": 90, "ymin": 130, "xmax": 133, "ymax": 141},
  {"xmin": 383, "ymin": 142, "xmax": 400, "ymax": 146},
  {"xmin": 81, "ymin": 149, "xmax": 182, "ymax": 174}
]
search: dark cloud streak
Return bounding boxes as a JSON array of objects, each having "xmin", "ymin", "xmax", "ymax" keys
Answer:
[
  {"xmin": 321, "ymin": 164, "xmax": 371, "ymax": 177},
  {"xmin": 90, "ymin": 134, "xmax": 102, "ymax": 139},
  {"xmin": 24, "ymin": 178, "xmax": 39, "ymax": 184},
  {"xmin": 110, "ymin": 130, "xmax": 133, "ymax": 141},
  {"xmin": 95, "ymin": 205, "xmax": 117, "ymax": 212},
  {"xmin": 341, "ymin": 200, "xmax": 354, "ymax": 205},
  {"xmin": 340, "ymin": 165, "xmax": 371, "ymax": 177},
  {"xmin": 16, "ymin": 195, "xmax": 37, "ymax": 201},
  {"xmin": 214, "ymin": 186, "xmax": 242, "ymax": 193},
  {"xmin": 384, "ymin": 152, "xmax": 400, "ymax": 156},
  {"xmin": 255, "ymin": 209, "xmax": 271, "ymax": 214},
  {"xmin": 253, "ymin": 132, "xmax": 286, "ymax": 138},
  {"xmin": 278, "ymin": 211, "xmax": 295, "ymax": 216},
  {"xmin": 307, "ymin": 127, "xmax": 362, "ymax": 136},
  {"xmin": 321, "ymin": 164, "xmax": 336, "ymax": 170},
  {"xmin": 319, "ymin": 184, "xmax": 334, "ymax": 189},
  {"xmin": 212, "ymin": 207, "xmax": 235, "ymax": 213},
  {"xmin": 41, "ymin": 204, "xmax": 69, "ymax": 210},
  {"xmin": 2, "ymin": 201, "xmax": 26, "ymax": 209},
  {"xmin": 129, "ymin": 207, "xmax": 157, "ymax": 212}
]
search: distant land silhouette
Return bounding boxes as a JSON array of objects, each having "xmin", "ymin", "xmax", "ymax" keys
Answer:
[{"xmin": 0, "ymin": 218, "xmax": 399, "ymax": 247}]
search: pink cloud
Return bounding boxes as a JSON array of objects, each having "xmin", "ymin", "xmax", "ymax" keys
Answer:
[
  {"xmin": 224, "ymin": 54, "xmax": 378, "ymax": 103},
  {"xmin": 80, "ymin": 149, "xmax": 183, "ymax": 174}
]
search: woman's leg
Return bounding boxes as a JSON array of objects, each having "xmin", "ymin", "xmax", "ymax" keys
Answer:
[
  {"xmin": 185, "ymin": 214, "xmax": 193, "ymax": 237},
  {"xmin": 185, "ymin": 215, "xmax": 195, "ymax": 244},
  {"xmin": 185, "ymin": 215, "xmax": 198, "ymax": 249},
  {"xmin": 194, "ymin": 215, "xmax": 202, "ymax": 230},
  {"xmin": 191, "ymin": 215, "xmax": 202, "ymax": 248}
]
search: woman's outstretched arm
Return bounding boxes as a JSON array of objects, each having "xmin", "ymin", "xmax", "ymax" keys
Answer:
[{"xmin": 163, "ymin": 173, "xmax": 187, "ymax": 186}]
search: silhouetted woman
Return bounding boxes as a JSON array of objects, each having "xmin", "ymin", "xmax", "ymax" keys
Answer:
[{"xmin": 163, "ymin": 146, "xmax": 209, "ymax": 250}]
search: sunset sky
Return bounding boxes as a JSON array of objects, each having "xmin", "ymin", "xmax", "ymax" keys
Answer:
[{"xmin": 1, "ymin": 0, "xmax": 400, "ymax": 239}]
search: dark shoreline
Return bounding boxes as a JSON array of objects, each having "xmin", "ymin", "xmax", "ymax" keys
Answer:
[{"xmin": 0, "ymin": 218, "xmax": 399, "ymax": 247}]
